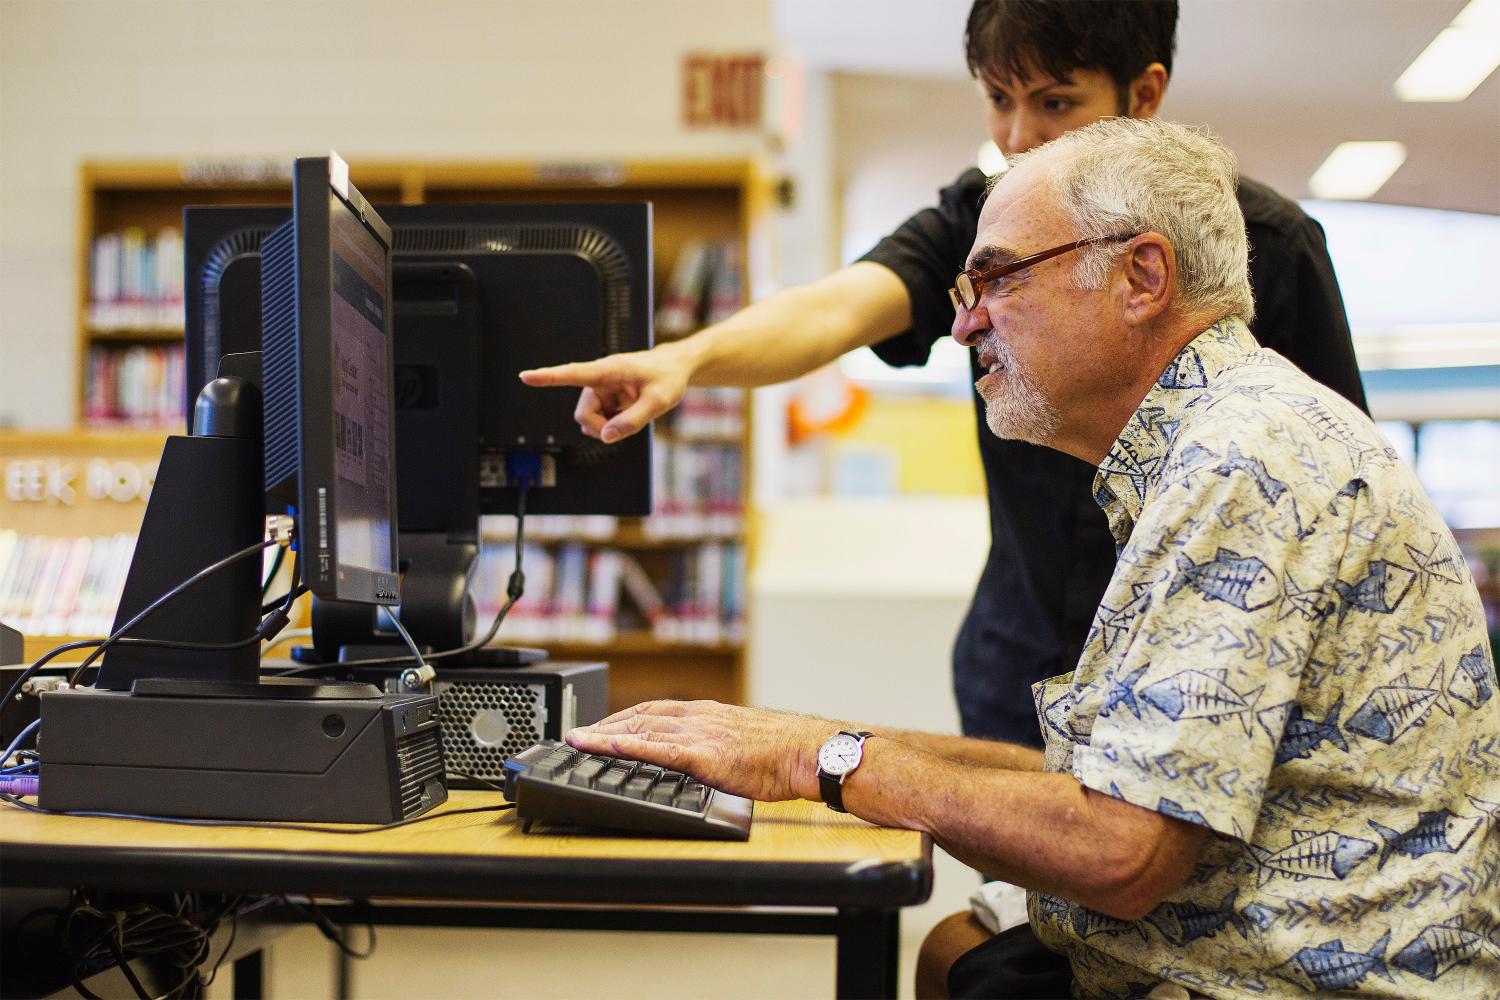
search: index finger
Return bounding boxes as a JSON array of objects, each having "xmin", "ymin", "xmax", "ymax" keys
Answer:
[
  {"xmin": 518, "ymin": 360, "xmax": 606, "ymax": 388},
  {"xmin": 591, "ymin": 700, "xmax": 688, "ymax": 728}
]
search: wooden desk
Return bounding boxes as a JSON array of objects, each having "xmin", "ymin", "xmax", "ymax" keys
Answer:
[{"xmin": 1, "ymin": 792, "xmax": 932, "ymax": 998}]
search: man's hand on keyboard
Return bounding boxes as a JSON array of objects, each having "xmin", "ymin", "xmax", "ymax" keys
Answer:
[{"xmin": 566, "ymin": 700, "xmax": 851, "ymax": 803}]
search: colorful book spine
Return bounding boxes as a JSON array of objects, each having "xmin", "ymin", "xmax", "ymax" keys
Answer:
[
  {"xmin": 84, "ymin": 345, "xmax": 186, "ymax": 428},
  {"xmin": 88, "ymin": 226, "xmax": 186, "ymax": 330}
]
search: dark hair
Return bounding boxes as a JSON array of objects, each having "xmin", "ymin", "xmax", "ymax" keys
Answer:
[{"xmin": 965, "ymin": 0, "xmax": 1178, "ymax": 107}]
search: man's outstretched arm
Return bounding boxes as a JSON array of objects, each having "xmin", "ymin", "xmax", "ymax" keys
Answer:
[
  {"xmin": 519, "ymin": 261, "xmax": 911, "ymax": 442},
  {"xmin": 566, "ymin": 700, "xmax": 1205, "ymax": 920}
]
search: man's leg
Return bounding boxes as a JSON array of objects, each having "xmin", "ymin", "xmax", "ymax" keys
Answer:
[{"xmin": 915, "ymin": 912, "xmax": 992, "ymax": 999}]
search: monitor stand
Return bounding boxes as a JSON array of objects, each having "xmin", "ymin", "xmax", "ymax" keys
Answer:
[{"xmin": 301, "ymin": 529, "xmax": 548, "ymax": 669}]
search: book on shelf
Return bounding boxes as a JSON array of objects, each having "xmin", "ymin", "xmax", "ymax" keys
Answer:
[
  {"xmin": 479, "ymin": 514, "xmax": 619, "ymax": 541},
  {"xmin": 469, "ymin": 539, "xmax": 743, "ymax": 648},
  {"xmin": 88, "ymin": 226, "xmax": 185, "ymax": 330},
  {"xmin": 0, "ymin": 531, "xmax": 137, "ymax": 639},
  {"xmin": 643, "ymin": 439, "xmax": 744, "ymax": 538},
  {"xmin": 704, "ymin": 241, "xmax": 744, "ymax": 326},
  {"xmin": 656, "ymin": 240, "xmax": 712, "ymax": 337},
  {"xmin": 673, "ymin": 387, "xmax": 745, "ymax": 439},
  {"xmin": 84, "ymin": 344, "xmax": 186, "ymax": 428},
  {"xmin": 654, "ymin": 238, "xmax": 744, "ymax": 339}
]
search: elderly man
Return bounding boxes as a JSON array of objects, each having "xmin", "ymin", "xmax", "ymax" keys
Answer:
[{"xmin": 567, "ymin": 119, "xmax": 1499, "ymax": 998}]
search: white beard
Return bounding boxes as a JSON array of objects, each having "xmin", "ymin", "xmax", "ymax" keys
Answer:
[{"xmin": 976, "ymin": 340, "xmax": 1062, "ymax": 447}]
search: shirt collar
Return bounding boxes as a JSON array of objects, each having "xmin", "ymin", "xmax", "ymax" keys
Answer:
[{"xmin": 1092, "ymin": 315, "xmax": 1258, "ymax": 543}]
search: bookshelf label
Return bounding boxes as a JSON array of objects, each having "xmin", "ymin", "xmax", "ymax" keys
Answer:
[
  {"xmin": 179, "ymin": 160, "xmax": 293, "ymax": 186},
  {"xmin": 4, "ymin": 459, "xmax": 155, "ymax": 505}
]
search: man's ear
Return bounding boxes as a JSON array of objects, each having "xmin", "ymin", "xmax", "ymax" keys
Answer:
[
  {"xmin": 1117, "ymin": 235, "xmax": 1174, "ymax": 327},
  {"xmin": 1128, "ymin": 63, "xmax": 1168, "ymax": 118}
]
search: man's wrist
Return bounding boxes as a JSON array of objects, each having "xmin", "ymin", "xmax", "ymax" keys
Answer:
[{"xmin": 808, "ymin": 725, "xmax": 882, "ymax": 807}]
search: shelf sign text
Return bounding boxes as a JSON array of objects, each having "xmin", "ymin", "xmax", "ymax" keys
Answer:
[{"xmin": 4, "ymin": 458, "xmax": 157, "ymax": 506}]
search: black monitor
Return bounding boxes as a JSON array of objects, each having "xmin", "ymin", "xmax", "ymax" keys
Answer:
[
  {"xmin": 182, "ymin": 199, "xmax": 653, "ymax": 660},
  {"xmin": 260, "ymin": 159, "xmax": 401, "ymax": 605},
  {"xmin": 97, "ymin": 155, "xmax": 402, "ymax": 690}
]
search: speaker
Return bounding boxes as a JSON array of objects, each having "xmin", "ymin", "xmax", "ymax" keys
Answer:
[{"xmin": 336, "ymin": 661, "xmax": 608, "ymax": 789}]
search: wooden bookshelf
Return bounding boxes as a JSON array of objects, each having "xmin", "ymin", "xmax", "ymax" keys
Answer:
[{"xmin": 17, "ymin": 158, "xmax": 767, "ymax": 712}]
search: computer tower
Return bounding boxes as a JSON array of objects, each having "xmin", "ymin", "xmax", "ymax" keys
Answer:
[
  {"xmin": 39, "ymin": 686, "xmax": 446, "ymax": 823},
  {"xmin": 334, "ymin": 661, "xmax": 608, "ymax": 789}
]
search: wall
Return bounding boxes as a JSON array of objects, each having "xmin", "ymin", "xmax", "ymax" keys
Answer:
[
  {"xmin": 832, "ymin": 72, "xmax": 982, "ymax": 267},
  {"xmin": 0, "ymin": 0, "xmax": 774, "ymax": 428}
]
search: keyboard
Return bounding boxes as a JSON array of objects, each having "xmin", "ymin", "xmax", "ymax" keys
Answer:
[{"xmin": 502, "ymin": 740, "xmax": 754, "ymax": 841}]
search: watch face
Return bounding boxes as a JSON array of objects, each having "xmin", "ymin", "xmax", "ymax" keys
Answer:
[{"xmin": 818, "ymin": 734, "xmax": 863, "ymax": 776}]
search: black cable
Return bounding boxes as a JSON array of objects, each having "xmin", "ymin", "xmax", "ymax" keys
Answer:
[
  {"xmin": 282, "ymin": 898, "xmax": 377, "ymax": 960},
  {"xmin": 196, "ymin": 903, "xmax": 238, "ymax": 990},
  {"xmin": 4, "ymin": 633, "xmax": 259, "ymax": 714},
  {"xmin": 278, "ymin": 483, "xmax": 532, "ymax": 675},
  {"xmin": 56, "ymin": 889, "xmax": 234, "ymax": 1000},
  {"xmin": 62, "ymin": 538, "xmax": 280, "ymax": 690},
  {"xmin": 263, "ymin": 549, "xmax": 305, "ymax": 615},
  {"xmin": 0, "ymin": 791, "xmax": 512, "ymax": 833}
]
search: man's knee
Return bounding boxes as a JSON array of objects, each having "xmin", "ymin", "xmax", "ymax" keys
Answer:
[{"xmin": 916, "ymin": 911, "xmax": 993, "ymax": 999}]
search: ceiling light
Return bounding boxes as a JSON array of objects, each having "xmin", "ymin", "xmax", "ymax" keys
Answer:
[
  {"xmin": 1395, "ymin": 0, "xmax": 1500, "ymax": 101},
  {"xmin": 977, "ymin": 141, "xmax": 1006, "ymax": 177},
  {"xmin": 1309, "ymin": 142, "xmax": 1408, "ymax": 200}
]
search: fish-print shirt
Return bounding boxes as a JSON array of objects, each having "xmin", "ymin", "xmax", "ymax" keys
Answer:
[{"xmin": 1029, "ymin": 317, "xmax": 1500, "ymax": 999}]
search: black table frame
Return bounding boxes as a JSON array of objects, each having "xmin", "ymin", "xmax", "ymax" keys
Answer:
[{"xmin": 4, "ymin": 838, "xmax": 930, "ymax": 999}]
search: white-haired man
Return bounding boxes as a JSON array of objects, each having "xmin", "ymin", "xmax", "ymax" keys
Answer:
[{"xmin": 566, "ymin": 120, "xmax": 1499, "ymax": 998}]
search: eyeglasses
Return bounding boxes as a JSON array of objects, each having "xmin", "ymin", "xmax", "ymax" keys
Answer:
[{"xmin": 948, "ymin": 233, "xmax": 1139, "ymax": 311}]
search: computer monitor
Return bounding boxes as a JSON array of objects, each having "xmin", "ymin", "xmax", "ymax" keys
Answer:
[
  {"xmin": 260, "ymin": 158, "xmax": 401, "ymax": 605},
  {"xmin": 96, "ymin": 155, "xmax": 401, "ymax": 690},
  {"xmin": 181, "ymin": 199, "xmax": 653, "ymax": 660}
]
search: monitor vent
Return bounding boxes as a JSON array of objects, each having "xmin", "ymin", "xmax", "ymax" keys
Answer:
[
  {"xmin": 259, "ymin": 222, "xmax": 299, "ymax": 496},
  {"xmin": 395, "ymin": 726, "xmax": 445, "ymax": 817},
  {"xmin": 433, "ymin": 680, "xmax": 546, "ymax": 782},
  {"xmin": 392, "ymin": 224, "xmax": 633, "ymax": 355},
  {"xmin": 197, "ymin": 226, "xmax": 278, "ymax": 386}
]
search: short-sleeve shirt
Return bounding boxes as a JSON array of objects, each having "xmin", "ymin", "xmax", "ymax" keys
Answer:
[
  {"xmin": 860, "ymin": 168, "xmax": 1368, "ymax": 748},
  {"xmin": 1027, "ymin": 317, "xmax": 1500, "ymax": 998}
]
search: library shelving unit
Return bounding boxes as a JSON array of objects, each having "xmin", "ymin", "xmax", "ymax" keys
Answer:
[{"xmin": 4, "ymin": 159, "xmax": 767, "ymax": 712}]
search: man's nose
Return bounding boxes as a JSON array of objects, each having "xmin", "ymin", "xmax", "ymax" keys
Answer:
[{"xmin": 951, "ymin": 302, "xmax": 987, "ymax": 348}]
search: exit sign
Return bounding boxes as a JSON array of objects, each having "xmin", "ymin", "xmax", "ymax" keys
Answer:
[{"xmin": 682, "ymin": 54, "xmax": 764, "ymax": 128}]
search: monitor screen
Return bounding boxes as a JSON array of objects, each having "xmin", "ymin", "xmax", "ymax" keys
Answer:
[{"xmin": 329, "ymin": 190, "xmax": 395, "ymax": 577}]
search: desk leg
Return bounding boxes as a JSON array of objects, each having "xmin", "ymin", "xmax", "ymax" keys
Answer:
[
  {"xmin": 835, "ymin": 908, "xmax": 899, "ymax": 999},
  {"xmin": 233, "ymin": 950, "xmax": 264, "ymax": 999}
]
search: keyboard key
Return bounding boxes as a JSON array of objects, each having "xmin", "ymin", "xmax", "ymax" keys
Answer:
[
  {"xmin": 649, "ymin": 776, "xmax": 683, "ymax": 806},
  {"xmin": 567, "ymin": 757, "xmax": 608, "ymax": 788},
  {"xmin": 680, "ymin": 781, "xmax": 708, "ymax": 811},
  {"xmin": 622, "ymin": 773, "xmax": 657, "ymax": 800},
  {"xmin": 595, "ymin": 766, "xmax": 631, "ymax": 794}
]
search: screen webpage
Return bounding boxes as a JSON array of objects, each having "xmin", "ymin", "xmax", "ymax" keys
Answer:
[{"xmin": 329, "ymin": 193, "xmax": 394, "ymax": 575}]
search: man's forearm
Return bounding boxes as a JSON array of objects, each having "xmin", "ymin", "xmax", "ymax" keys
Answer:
[
  {"xmin": 672, "ymin": 261, "xmax": 911, "ymax": 388},
  {"xmin": 837, "ymin": 738, "xmax": 1201, "ymax": 919},
  {"xmin": 875, "ymin": 727, "xmax": 1045, "ymax": 771}
]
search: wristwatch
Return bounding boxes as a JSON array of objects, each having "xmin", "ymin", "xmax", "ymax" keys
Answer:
[{"xmin": 816, "ymin": 729, "xmax": 874, "ymax": 813}]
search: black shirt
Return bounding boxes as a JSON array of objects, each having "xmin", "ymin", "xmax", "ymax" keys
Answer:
[{"xmin": 861, "ymin": 167, "xmax": 1367, "ymax": 747}]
